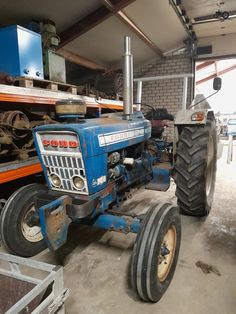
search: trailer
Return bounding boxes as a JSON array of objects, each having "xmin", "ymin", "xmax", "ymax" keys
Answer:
[{"xmin": 0, "ymin": 252, "xmax": 68, "ymax": 313}]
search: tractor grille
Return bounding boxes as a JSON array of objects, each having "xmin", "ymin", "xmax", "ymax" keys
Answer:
[
  {"xmin": 36, "ymin": 130, "xmax": 88, "ymax": 194},
  {"xmin": 42, "ymin": 154, "xmax": 88, "ymax": 194}
]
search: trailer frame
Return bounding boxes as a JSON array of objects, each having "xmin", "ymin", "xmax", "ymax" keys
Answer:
[{"xmin": 0, "ymin": 252, "xmax": 69, "ymax": 314}]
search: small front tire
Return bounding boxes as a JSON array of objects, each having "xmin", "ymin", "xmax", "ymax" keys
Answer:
[
  {"xmin": 131, "ymin": 203, "xmax": 181, "ymax": 302},
  {"xmin": 0, "ymin": 183, "xmax": 47, "ymax": 257}
]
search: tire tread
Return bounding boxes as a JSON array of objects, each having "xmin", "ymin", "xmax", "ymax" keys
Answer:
[{"xmin": 175, "ymin": 119, "xmax": 217, "ymax": 216}]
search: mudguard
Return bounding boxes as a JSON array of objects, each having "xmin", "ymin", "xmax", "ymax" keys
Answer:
[
  {"xmin": 175, "ymin": 94, "xmax": 214, "ymax": 126},
  {"xmin": 174, "ymin": 108, "xmax": 209, "ymax": 125}
]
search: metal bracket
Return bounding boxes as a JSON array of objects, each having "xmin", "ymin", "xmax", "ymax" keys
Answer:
[
  {"xmin": 48, "ymin": 288, "xmax": 69, "ymax": 314},
  {"xmin": 145, "ymin": 165, "xmax": 170, "ymax": 191},
  {"xmin": 39, "ymin": 196, "xmax": 72, "ymax": 251}
]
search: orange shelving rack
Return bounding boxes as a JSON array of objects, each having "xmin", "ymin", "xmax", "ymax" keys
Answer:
[{"xmin": 0, "ymin": 84, "xmax": 123, "ymax": 183}]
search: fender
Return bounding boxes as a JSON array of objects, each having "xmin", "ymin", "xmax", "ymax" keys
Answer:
[
  {"xmin": 173, "ymin": 94, "xmax": 216, "ymax": 160},
  {"xmin": 174, "ymin": 94, "xmax": 215, "ymax": 126},
  {"xmin": 174, "ymin": 108, "xmax": 210, "ymax": 125}
]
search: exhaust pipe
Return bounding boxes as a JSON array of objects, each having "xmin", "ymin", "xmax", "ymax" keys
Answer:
[{"xmin": 123, "ymin": 36, "xmax": 133, "ymax": 120}]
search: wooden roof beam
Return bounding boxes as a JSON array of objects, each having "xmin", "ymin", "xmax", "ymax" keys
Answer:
[
  {"xmin": 196, "ymin": 61, "xmax": 215, "ymax": 71},
  {"xmin": 59, "ymin": 0, "xmax": 136, "ymax": 48},
  {"xmin": 214, "ymin": 60, "xmax": 219, "ymax": 76},
  {"xmin": 57, "ymin": 49, "xmax": 106, "ymax": 71},
  {"xmin": 102, "ymin": 0, "xmax": 163, "ymax": 57},
  {"xmin": 196, "ymin": 64, "xmax": 236, "ymax": 85}
]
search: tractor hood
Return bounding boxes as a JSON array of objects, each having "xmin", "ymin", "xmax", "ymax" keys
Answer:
[{"xmin": 33, "ymin": 111, "xmax": 151, "ymax": 158}]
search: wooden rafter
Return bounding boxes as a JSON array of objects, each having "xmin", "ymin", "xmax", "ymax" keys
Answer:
[
  {"xmin": 57, "ymin": 49, "xmax": 106, "ymax": 71},
  {"xmin": 196, "ymin": 64, "xmax": 236, "ymax": 85},
  {"xmin": 214, "ymin": 61, "xmax": 218, "ymax": 76},
  {"xmin": 59, "ymin": 0, "xmax": 136, "ymax": 48},
  {"xmin": 102, "ymin": 0, "xmax": 163, "ymax": 57},
  {"xmin": 196, "ymin": 61, "xmax": 215, "ymax": 71}
]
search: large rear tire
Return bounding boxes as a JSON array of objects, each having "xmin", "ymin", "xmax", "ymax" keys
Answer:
[
  {"xmin": 131, "ymin": 203, "xmax": 181, "ymax": 302},
  {"xmin": 0, "ymin": 183, "xmax": 47, "ymax": 257},
  {"xmin": 175, "ymin": 118, "xmax": 217, "ymax": 216}
]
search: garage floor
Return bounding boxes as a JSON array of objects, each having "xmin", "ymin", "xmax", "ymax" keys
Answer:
[{"xmin": 1, "ymin": 144, "xmax": 236, "ymax": 314}]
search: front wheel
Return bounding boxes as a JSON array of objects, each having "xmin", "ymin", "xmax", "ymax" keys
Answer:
[
  {"xmin": 0, "ymin": 183, "xmax": 47, "ymax": 257},
  {"xmin": 131, "ymin": 203, "xmax": 181, "ymax": 302}
]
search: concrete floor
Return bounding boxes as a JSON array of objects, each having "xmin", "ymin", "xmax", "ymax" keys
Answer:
[{"xmin": 1, "ymin": 144, "xmax": 236, "ymax": 313}]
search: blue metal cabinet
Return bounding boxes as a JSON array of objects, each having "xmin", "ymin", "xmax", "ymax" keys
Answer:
[{"xmin": 0, "ymin": 25, "xmax": 44, "ymax": 79}]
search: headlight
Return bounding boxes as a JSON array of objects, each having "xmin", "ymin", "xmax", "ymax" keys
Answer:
[
  {"xmin": 50, "ymin": 173, "xmax": 61, "ymax": 188},
  {"xmin": 191, "ymin": 112, "xmax": 205, "ymax": 121},
  {"xmin": 73, "ymin": 176, "xmax": 84, "ymax": 190}
]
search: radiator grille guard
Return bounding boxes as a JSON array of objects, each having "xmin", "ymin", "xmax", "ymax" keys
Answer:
[{"xmin": 36, "ymin": 131, "xmax": 89, "ymax": 195}]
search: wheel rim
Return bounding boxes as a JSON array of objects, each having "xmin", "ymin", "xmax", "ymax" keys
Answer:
[
  {"xmin": 206, "ymin": 136, "xmax": 214, "ymax": 197},
  {"xmin": 21, "ymin": 204, "xmax": 43, "ymax": 243},
  {"xmin": 158, "ymin": 225, "xmax": 177, "ymax": 282}
]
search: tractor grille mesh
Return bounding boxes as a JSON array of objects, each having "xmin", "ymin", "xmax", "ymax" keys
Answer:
[{"xmin": 42, "ymin": 154, "xmax": 88, "ymax": 194}]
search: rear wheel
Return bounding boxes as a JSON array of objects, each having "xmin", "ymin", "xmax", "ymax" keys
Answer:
[
  {"xmin": 0, "ymin": 183, "xmax": 47, "ymax": 257},
  {"xmin": 131, "ymin": 203, "xmax": 181, "ymax": 302},
  {"xmin": 175, "ymin": 118, "xmax": 217, "ymax": 216}
]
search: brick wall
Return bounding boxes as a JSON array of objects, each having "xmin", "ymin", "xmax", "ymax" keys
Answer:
[{"xmin": 134, "ymin": 53, "xmax": 193, "ymax": 140}]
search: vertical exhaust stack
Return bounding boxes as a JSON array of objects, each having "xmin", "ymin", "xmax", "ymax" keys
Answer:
[{"xmin": 123, "ymin": 36, "xmax": 133, "ymax": 120}]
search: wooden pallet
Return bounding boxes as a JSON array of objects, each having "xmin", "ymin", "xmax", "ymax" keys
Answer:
[{"xmin": 14, "ymin": 77, "xmax": 78, "ymax": 95}]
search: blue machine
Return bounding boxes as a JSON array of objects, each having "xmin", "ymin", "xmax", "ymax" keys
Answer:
[
  {"xmin": 0, "ymin": 37, "xmax": 181, "ymax": 303},
  {"xmin": 0, "ymin": 25, "xmax": 44, "ymax": 79},
  {"xmin": 33, "ymin": 110, "xmax": 156, "ymax": 248}
]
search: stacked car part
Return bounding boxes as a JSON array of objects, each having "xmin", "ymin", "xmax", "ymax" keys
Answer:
[{"xmin": 0, "ymin": 110, "xmax": 55, "ymax": 162}]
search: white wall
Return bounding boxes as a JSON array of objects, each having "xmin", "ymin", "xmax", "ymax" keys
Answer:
[
  {"xmin": 134, "ymin": 54, "xmax": 193, "ymax": 140},
  {"xmin": 197, "ymin": 34, "xmax": 236, "ymax": 59}
]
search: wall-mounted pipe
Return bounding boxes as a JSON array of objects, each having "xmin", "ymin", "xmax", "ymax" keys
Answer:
[{"xmin": 123, "ymin": 36, "xmax": 133, "ymax": 119}]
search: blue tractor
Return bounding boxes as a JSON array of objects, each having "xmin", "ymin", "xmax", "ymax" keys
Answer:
[{"xmin": 0, "ymin": 37, "xmax": 219, "ymax": 302}]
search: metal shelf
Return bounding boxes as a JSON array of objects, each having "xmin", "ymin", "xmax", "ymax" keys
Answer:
[
  {"xmin": 0, "ymin": 158, "xmax": 42, "ymax": 184},
  {"xmin": 0, "ymin": 84, "xmax": 124, "ymax": 109},
  {"xmin": 0, "ymin": 84, "xmax": 123, "ymax": 183}
]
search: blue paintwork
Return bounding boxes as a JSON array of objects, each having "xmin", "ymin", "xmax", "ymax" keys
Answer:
[
  {"xmin": 155, "ymin": 139, "xmax": 172, "ymax": 164},
  {"xmin": 94, "ymin": 214, "xmax": 140, "ymax": 233},
  {"xmin": 33, "ymin": 132, "xmax": 51, "ymax": 188},
  {"xmin": 34, "ymin": 112, "xmax": 151, "ymax": 157},
  {"xmin": 97, "ymin": 193, "xmax": 115, "ymax": 214},
  {"xmin": 60, "ymin": 115, "xmax": 84, "ymax": 118},
  {"xmin": 33, "ymin": 111, "xmax": 151, "ymax": 195},
  {"xmin": 125, "ymin": 155, "xmax": 151, "ymax": 183},
  {"xmin": 33, "ymin": 111, "xmax": 172, "ymax": 251},
  {"xmin": 39, "ymin": 196, "xmax": 71, "ymax": 250},
  {"xmin": 85, "ymin": 154, "xmax": 108, "ymax": 194},
  {"xmin": 149, "ymin": 167, "xmax": 170, "ymax": 191},
  {"xmin": 0, "ymin": 25, "xmax": 44, "ymax": 78},
  {"xmin": 39, "ymin": 194, "xmax": 141, "ymax": 250}
]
